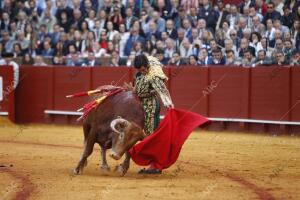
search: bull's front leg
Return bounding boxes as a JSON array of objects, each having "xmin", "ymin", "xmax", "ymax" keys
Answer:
[
  {"xmin": 100, "ymin": 146, "xmax": 110, "ymax": 172},
  {"xmin": 116, "ymin": 152, "xmax": 131, "ymax": 176}
]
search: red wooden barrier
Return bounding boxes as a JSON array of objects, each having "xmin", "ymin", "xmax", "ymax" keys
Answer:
[
  {"xmin": 250, "ymin": 67, "xmax": 290, "ymax": 121},
  {"xmin": 15, "ymin": 67, "xmax": 53, "ymax": 123},
  {"xmin": 1, "ymin": 65, "xmax": 300, "ymax": 134},
  {"xmin": 169, "ymin": 67, "xmax": 208, "ymax": 115}
]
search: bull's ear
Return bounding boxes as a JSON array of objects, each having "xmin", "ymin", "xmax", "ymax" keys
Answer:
[{"xmin": 110, "ymin": 118, "xmax": 130, "ymax": 134}]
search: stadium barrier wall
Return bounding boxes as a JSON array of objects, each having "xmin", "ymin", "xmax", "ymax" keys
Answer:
[{"xmin": 2, "ymin": 65, "xmax": 300, "ymax": 134}]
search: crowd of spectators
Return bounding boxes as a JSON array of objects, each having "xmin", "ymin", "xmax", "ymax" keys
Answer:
[{"xmin": 0, "ymin": 0, "xmax": 299, "ymax": 67}]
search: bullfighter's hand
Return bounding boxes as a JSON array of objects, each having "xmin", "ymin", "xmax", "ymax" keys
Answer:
[
  {"xmin": 123, "ymin": 82, "xmax": 135, "ymax": 91},
  {"xmin": 166, "ymin": 103, "xmax": 174, "ymax": 109}
]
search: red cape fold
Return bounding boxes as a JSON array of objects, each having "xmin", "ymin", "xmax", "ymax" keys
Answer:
[{"xmin": 129, "ymin": 108, "xmax": 210, "ymax": 170}]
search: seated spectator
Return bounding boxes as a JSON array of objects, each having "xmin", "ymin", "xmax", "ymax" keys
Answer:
[
  {"xmin": 146, "ymin": 20, "xmax": 161, "ymax": 41},
  {"xmin": 165, "ymin": 19, "xmax": 178, "ymax": 40},
  {"xmin": 106, "ymin": 41, "xmax": 115, "ymax": 55},
  {"xmin": 57, "ymin": 10, "xmax": 72, "ymax": 33},
  {"xmin": 274, "ymin": 51, "xmax": 289, "ymax": 65},
  {"xmin": 180, "ymin": 38, "xmax": 193, "ymax": 58},
  {"xmin": 65, "ymin": 44, "xmax": 84, "ymax": 66},
  {"xmin": 239, "ymin": 0, "xmax": 256, "ymax": 14},
  {"xmin": 41, "ymin": 40, "xmax": 54, "ymax": 57},
  {"xmin": 250, "ymin": 15, "xmax": 264, "ymax": 33},
  {"xmin": 191, "ymin": 40, "xmax": 203, "ymax": 58},
  {"xmin": 12, "ymin": 43, "xmax": 24, "ymax": 57},
  {"xmin": 242, "ymin": 28, "xmax": 252, "ymax": 41},
  {"xmin": 108, "ymin": 6, "xmax": 124, "ymax": 31},
  {"xmin": 226, "ymin": 4, "xmax": 241, "ymax": 29},
  {"xmin": 254, "ymin": 50, "xmax": 273, "ymax": 66},
  {"xmin": 71, "ymin": 9, "xmax": 85, "ymax": 30},
  {"xmin": 16, "ymin": 31, "xmax": 30, "ymax": 53},
  {"xmin": 242, "ymin": 49, "xmax": 256, "ymax": 67},
  {"xmin": 229, "ymin": 29, "xmax": 240, "ymax": 49},
  {"xmin": 211, "ymin": 49, "xmax": 226, "ymax": 65},
  {"xmin": 39, "ymin": 8, "xmax": 57, "ymax": 33},
  {"xmin": 223, "ymin": 39, "xmax": 238, "ymax": 57},
  {"xmin": 255, "ymin": 0, "xmax": 268, "ymax": 16},
  {"xmin": 124, "ymin": 25, "xmax": 145, "ymax": 56},
  {"xmin": 182, "ymin": 18, "xmax": 192, "ymax": 39},
  {"xmin": 291, "ymin": 20, "xmax": 299, "ymax": 42},
  {"xmin": 188, "ymin": 55, "xmax": 199, "ymax": 66},
  {"xmin": 22, "ymin": 53, "xmax": 34, "ymax": 65},
  {"xmin": 256, "ymin": 37, "xmax": 275, "ymax": 58},
  {"xmin": 94, "ymin": 43, "xmax": 106, "ymax": 58},
  {"xmin": 79, "ymin": 20, "xmax": 90, "ymax": 39},
  {"xmin": 189, "ymin": 28, "xmax": 199, "ymax": 44},
  {"xmin": 110, "ymin": 50, "xmax": 126, "ymax": 66},
  {"xmin": 81, "ymin": 31, "xmax": 97, "ymax": 52},
  {"xmin": 124, "ymin": 7, "xmax": 138, "ymax": 31},
  {"xmin": 83, "ymin": 52, "xmax": 101, "ymax": 66},
  {"xmin": 198, "ymin": 48, "xmax": 213, "ymax": 66},
  {"xmin": 156, "ymin": 49, "xmax": 169, "ymax": 65},
  {"xmin": 33, "ymin": 55, "xmax": 48, "ymax": 66},
  {"xmin": 132, "ymin": 41, "xmax": 144, "ymax": 56},
  {"xmin": 1, "ymin": 12, "xmax": 11, "ymax": 32},
  {"xmin": 263, "ymin": 2, "xmax": 281, "ymax": 25},
  {"xmin": 106, "ymin": 21, "xmax": 119, "ymax": 41},
  {"xmin": 126, "ymin": 53, "xmax": 136, "ymax": 67},
  {"xmin": 85, "ymin": 9, "xmax": 97, "ymax": 30},
  {"xmin": 290, "ymin": 50, "xmax": 300, "ymax": 66},
  {"xmin": 164, "ymin": 38, "xmax": 175, "ymax": 59},
  {"xmin": 274, "ymin": 38, "xmax": 284, "ymax": 53},
  {"xmin": 208, "ymin": 39, "xmax": 219, "ymax": 56},
  {"xmin": 58, "ymin": 32, "xmax": 71, "ymax": 56},
  {"xmin": 225, "ymin": 49, "xmax": 242, "ymax": 66},
  {"xmin": 249, "ymin": 32, "xmax": 262, "ymax": 51},
  {"xmin": 53, "ymin": 56, "xmax": 64, "ymax": 65},
  {"xmin": 239, "ymin": 38, "xmax": 256, "ymax": 57},
  {"xmin": 151, "ymin": 11, "xmax": 165, "ymax": 33},
  {"xmin": 144, "ymin": 40, "xmax": 156, "ymax": 56},
  {"xmin": 168, "ymin": 52, "xmax": 186, "ymax": 66},
  {"xmin": 283, "ymin": 40, "xmax": 294, "ymax": 63},
  {"xmin": 281, "ymin": 6, "xmax": 295, "ymax": 28},
  {"xmin": 273, "ymin": 19, "xmax": 289, "ymax": 35},
  {"xmin": 198, "ymin": 0, "xmax": 218, "ymax": 33}
]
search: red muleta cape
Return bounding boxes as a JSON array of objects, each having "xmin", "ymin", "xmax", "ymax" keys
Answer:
[{"xmin": 129, "ymin": 108, "xmax": 210, "ymax": 170}]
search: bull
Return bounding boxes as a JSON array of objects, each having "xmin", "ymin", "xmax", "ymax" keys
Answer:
[{"xmin": 73, "ymin": 86, "xmax": 146, "ymax": 176}]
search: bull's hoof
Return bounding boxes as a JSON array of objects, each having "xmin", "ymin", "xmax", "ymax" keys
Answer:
[
  {"xmin": 115, "ymin": 164, "xmax": 128, "ymax": 176},
  {"xmin": 100, "ymin": 165, "xmax": 111, "ymax": 172},
  {"xmin": 73, "ymin": 167, "xmax": 82, "ymax": 175}
]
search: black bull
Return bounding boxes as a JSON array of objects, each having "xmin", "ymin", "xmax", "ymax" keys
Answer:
[{"xmin": 73, "ymin": 90, "xmax": 146, "ymax": 176}]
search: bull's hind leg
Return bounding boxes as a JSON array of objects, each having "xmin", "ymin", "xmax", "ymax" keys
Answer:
[
  {"xmin": 73, "ymin": 127, "xmax": 96, "ymax": 175},
  {"xmin": 100, "ymin": 146, "xmax": 110, "ymax": 172}
]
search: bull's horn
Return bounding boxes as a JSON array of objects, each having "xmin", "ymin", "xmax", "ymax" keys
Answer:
[{"xmin": 110, "ymin": 118, "xmax": 130, "ymax": 134}]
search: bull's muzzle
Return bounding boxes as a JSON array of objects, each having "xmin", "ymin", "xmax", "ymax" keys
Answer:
[{"xmin": 109, "ymin": 151, "xmax": 121, "ymax": 160}]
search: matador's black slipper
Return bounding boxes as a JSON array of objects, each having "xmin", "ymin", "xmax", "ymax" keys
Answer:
[
  {"xmin": 138, "ymin": 168, "xmax": 162, "ymax": 174},
  {"xmin": 138, "ymin": 168, "xmax": 146, "ymax": 174}
]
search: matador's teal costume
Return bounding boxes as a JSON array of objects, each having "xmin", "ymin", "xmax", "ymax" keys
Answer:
[{"xmin": 135, "ymin": 56, "xmax": 173, "ymax": 135}]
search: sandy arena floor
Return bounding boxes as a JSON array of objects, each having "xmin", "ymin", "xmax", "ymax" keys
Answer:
[{"xmin": 0, "ymin": 118, "xmax": 299, "ymax": 200}]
